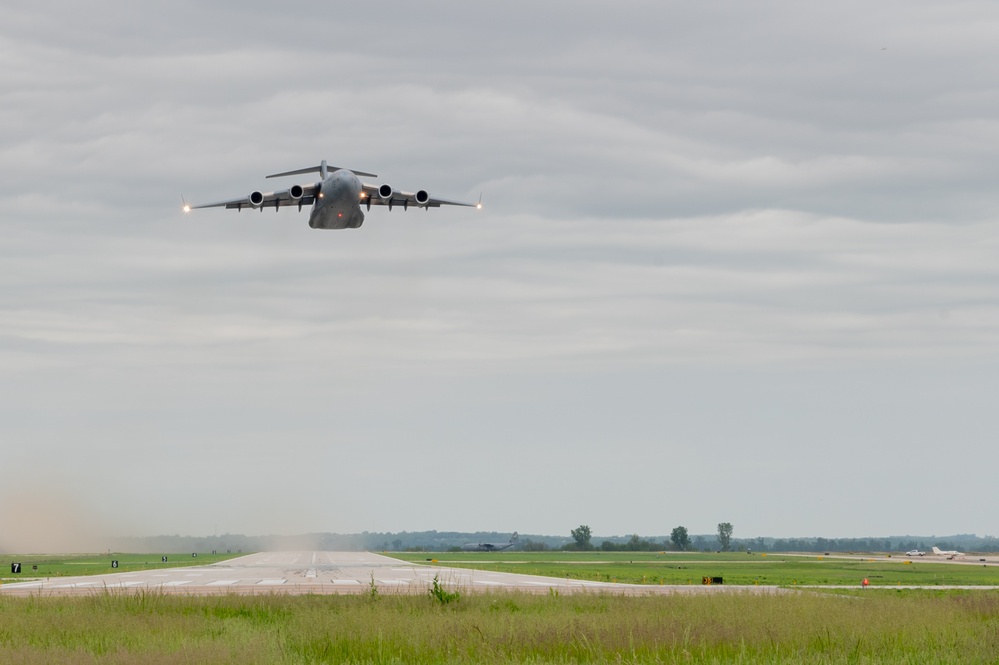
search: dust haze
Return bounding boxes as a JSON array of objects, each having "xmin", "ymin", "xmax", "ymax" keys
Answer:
[{"xmin": 0, "ymin": 476, "xmax": 125, "ymax": 553}]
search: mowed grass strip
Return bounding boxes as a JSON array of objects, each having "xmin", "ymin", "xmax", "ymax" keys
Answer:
[
  {"xmin": 0, "ymin": 589, "xmax": 997, "ymax": 663},
  {"xmin": 389, "ymin": 551, "xmax": 999, "ymax": 586},
  {"xmin": 1, "ymin": 552, "xmax": 245, "ymax": 581}
]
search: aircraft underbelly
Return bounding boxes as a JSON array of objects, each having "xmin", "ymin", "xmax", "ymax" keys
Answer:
[{"xmin": 310, "ymin": 206, "xmax": 364, "ymax": 229}]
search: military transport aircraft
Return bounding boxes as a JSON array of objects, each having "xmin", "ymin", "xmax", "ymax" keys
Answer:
[
  {"xmin": 462, "ymin": 533, "xmax": 518, "ymax": 552},
  {"xmin": 184, "ymin": 159, "xmax": 480, "ymax": 229}
]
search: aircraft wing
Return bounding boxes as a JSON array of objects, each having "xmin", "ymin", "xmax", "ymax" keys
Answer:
[
  {"xmin": 187, "ymin": 184, "xmax": 319, "ymax": 211},
  {"xmin": 360, "ymin": 182, "xmax": 479, "ymax": 209}
]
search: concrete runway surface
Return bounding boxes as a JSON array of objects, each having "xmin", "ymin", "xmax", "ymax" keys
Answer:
[{"xmin": 0, "ymin": 551, "xmax": 778, "ymax": 597}]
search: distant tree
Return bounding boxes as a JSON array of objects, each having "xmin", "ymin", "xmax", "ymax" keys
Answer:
[
  {"xmin": 717, "ymin": 523, "xmax": 734, "ymax": 552},
  {"xmin": 571, "ymin": 525, "xmax": 593, "ymax": 550},
  {"xmin": 392, "ymin": 539, "xmax": 403, "ymax": 551},
  {"xmin": 670, "ymin": 526, "xmax": 690, "ymax": 551},
  {"xmin": 521, "ymin": 539, "xmax": 550, "ymax": 552}
]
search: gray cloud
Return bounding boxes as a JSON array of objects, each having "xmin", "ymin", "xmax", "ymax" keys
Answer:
[{"xmin": 2, "ymin": 1, "xmax": 998, "ymax": 546}]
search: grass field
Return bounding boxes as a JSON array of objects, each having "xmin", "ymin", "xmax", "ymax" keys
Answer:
[
  {"xmin": 1, "ymin": 587, "xmax": 997, "ymax": 663},
  {"xmin": 389, "ymin": 550, "xmax": 999, "ymax": 587},
  {"xmin": 1, "ymin": 552, "xmax": 243, "ymax": 583}
]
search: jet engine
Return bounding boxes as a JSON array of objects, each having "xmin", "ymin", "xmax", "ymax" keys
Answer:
[
  {"xmin": 288, "ymin": 184, "xmax": 304, "ymax": 200},
  {"xmin": 378, "ymin": 184, "xmax": 393, "ymax": 200},
  {"xmin": 414, "ymin": 190, "xmax": 430, "ymax": 206},
  {"xmin": 249, "ymin": 191, "xmax": 264, "ymax": 207}
]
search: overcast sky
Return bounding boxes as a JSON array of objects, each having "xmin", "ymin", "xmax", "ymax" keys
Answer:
[{"xmin": 2, "ymin": 1, "xmax": 998, "ymax": 551}]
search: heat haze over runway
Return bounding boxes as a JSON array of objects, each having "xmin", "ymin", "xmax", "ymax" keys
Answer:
[{"xmin": 0, "ymin": 551, "xmax": 773, "ymax": 597}]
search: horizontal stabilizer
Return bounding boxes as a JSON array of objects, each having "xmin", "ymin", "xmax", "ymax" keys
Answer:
[{"xmin": 267, "ymin": 164, "xmax": 378, "ymax": 179}]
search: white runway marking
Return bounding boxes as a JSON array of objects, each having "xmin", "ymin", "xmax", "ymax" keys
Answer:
[
  {"xmin": 257, "ymin": 579, "xmax": 286, "ymax": 586},
  {"xmin": 54, "ymin": 582, "xmax": 99, "ymax": 588},
  {"xmin": 330, "ymin": 579, "xmax": 361, "ymax": 585},
  {"xmin": 160, "ymin": 581, "xmax": 190, "ymax": 587},
  {"xmin": 206, "ymin": 580, "xmax": 239, "ymax": 586}
]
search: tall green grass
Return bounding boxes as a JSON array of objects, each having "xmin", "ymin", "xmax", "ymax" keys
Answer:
[{"xmin": 1, "ymin": 590, "xmax": 996, "ymax": 663}]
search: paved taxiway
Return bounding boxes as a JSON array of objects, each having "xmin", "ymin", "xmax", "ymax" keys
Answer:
[{"xmin": 0, "ymin": 551, "xmax": 778, "ymax": 597}]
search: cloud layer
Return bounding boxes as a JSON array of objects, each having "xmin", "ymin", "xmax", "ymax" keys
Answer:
[{"xmin": 2, "ymin": 1, "xmax": 998, "ymax": 547}]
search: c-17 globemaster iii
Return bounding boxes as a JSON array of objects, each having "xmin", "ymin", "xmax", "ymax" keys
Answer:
[
  {"xmin": 184, "ymin": 159, "xmax": 480, "ymax": 230},
  {"xmin": 462, "ymin": 533, "xmax": 518, "ymax": 552}
]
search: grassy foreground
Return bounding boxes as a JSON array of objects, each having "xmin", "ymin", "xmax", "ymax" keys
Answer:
[
  {"xmin": 389, "ymin": 551, "xmax": 999, "ymax": 587},
  {"xmin": 1, "ymin": 589, "xmax": 997, "ymax": 663}
]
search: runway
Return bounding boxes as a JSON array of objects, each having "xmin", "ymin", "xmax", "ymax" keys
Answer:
[{"xmin": 0, "ymin": 551, "xmax": 775, "ymax": 597}]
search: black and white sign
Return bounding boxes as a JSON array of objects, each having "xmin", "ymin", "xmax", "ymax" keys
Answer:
[
  {"xmin": 10, "ymin": 563, "xmax": 21, "ymax": 574},
  {"xmin": 111, "ymin": 560, "xmax": 118, "ymax": 568}
]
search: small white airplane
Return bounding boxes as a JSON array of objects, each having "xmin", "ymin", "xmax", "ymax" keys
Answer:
[
  {"xmin": 905, "ymin": 549, "xmax": 925, "ymax": 557},
  {"xmin": 931, "ymin": 546, "xmax": 964, "ymax": 559},
  {"xmin": 184, "ymin": 159, "xmax": 480, "ymax": 230}
]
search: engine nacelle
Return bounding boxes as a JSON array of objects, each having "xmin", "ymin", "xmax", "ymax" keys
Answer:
[
  {"xmin": 378, "ymin": 184, "xmax": 393, "ymax": 200},
  {"xmin": 249, "ymin": 191, "xmax": 264, "ymax": 207},
  {"xmin": 414, "ymin": 190, "xmax": 430, "ymax": 206},
  {"xmin": 288, "ymin": 184, "xmax": 304, "ymax": 200}
]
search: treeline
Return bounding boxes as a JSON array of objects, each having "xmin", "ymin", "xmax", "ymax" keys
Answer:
[
  {"xmin": 736, "ymin": 535, "xmax": 999, "ymax": 554},
  {"xmin": 100, "ymin": 531, "xmax": 999, "ymax": 555}
]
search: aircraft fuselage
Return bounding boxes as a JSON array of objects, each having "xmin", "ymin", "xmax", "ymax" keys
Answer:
[{"xmin": 310, "ymin": 169, "xmax": 365, "ymax": 229}]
